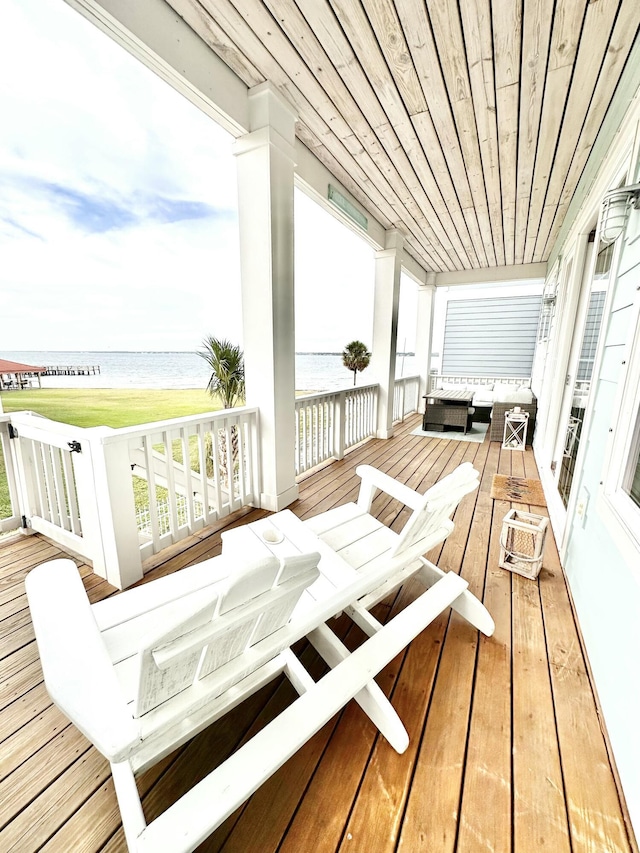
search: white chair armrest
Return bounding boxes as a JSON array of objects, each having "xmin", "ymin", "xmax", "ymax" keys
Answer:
[
  {"xmin": 355, "ymin": 465, "xmax": 424, "ymax": 511},
  {"xmin": 26, "ymin": 560, "xmax": 140, "ymax": 762}
]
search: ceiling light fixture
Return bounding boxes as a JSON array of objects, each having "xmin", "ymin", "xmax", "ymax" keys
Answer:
[{"xmin": 599, "ymin": 183, "xmax": 640, "ymax": 245}]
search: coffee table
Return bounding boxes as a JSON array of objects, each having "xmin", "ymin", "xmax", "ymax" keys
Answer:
[{"xmin": 422, "ymin": 389, "xmax": 473, "ymax": 433}]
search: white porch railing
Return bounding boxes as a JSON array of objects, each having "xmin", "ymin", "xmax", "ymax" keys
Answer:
[
  {"xmin": 1, "ymin": 408, "xmax": 260, "ymax": 589},
  {"xmin": 2, "ymin": 413, "xmax": 92, "ymax": 556},
  {"xmin": 393, "ymin": 375, "xmax": 420, "ymax": 422},
  {"xmin": 295, "ymin": 384, "xmax": 378, "ymax": 476},
  {"xmin": 117, "ymin": 407, "xmax": 260, "ymax": 564},
  {"xmin": 2, "ymin": 380, "xmax": 423, "ymax": 582},
  {"xmin": 294, "ymin": 378, "xmax": 420, "ymax": 476},
  {"xmin": 429, "ymin": 374, "xmax": 532, "ymax": 391}
]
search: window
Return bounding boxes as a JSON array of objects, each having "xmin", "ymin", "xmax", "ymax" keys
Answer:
[
  {"xmin": 593, "ymin": 240, "xmax": 615, "ymax": 279},
  {"xmin": 537, "ymin": 264, "xmax": 559, "ymax": 343},
  {"xmin": 576, "ymin": 291, "xmax": 606, "ymax": 381}
]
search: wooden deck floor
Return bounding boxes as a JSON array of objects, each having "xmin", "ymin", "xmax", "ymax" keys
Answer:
[{"xmin": 0, "ymin": 413, "xmax": 636, "ymax": 853}]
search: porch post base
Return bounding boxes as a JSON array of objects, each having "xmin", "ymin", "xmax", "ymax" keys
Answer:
[
  {"xmin": 376, "ymin": 427, "xmax": 395, "ymax": 440},
  {"xmin": 260, "ymin": 483, "xmax": 299, "ymax": 512}
]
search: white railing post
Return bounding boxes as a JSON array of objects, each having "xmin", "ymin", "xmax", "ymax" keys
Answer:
[
  {"xmin": 250, "ymin": 409, "xmax": 262, "ymax": 504},
  {"xmin": 84, "ymin": 428, "xmax": 143, "ymax": 589},
  {"xmin": 7, "ymin": 424, "xmax": 39, "ymax": 534},
  {"xmin": 0, "ymin": 417, "xmax": 23, "ymax": 532},
  {"xmin": 333, "ymin": 391, "xmax": 346, "ymax": 460}
]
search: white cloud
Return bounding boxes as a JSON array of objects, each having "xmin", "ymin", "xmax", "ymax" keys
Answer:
[
  {"xmin": 0, "ymin": 0, "xmax": 242, "ymax": 352},
  {"xmin": 0, "ymin": 0, "xmax": 414, "ymax": 356}
]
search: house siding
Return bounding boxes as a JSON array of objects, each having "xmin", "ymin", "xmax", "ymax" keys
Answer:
[{"xmin": 441, "ymin": 295, "xmax": 541, "ymax": 376}]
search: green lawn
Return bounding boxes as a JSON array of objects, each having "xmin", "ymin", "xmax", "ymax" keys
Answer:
[
  {"xmin": 1, "ymin": 388, "xmax": 220, "ymax": 428},
  {"xmin": 1, "ymin": 388, "xmax": 222, "ymax": 520}
]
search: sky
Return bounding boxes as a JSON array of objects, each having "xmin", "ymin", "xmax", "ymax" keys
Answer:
[{"xmin": 0, "ymin": 0, "xmax": 416, "ymax": 354}]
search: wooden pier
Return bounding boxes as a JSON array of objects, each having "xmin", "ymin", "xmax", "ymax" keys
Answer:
[{"xmin": 42, "ymin": 365, "xmax": 101, "ymax": 376}]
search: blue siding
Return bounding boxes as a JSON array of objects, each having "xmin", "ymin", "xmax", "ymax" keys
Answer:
[{"xmin": 442, "ymin": 295, "xmax": 541, "ymax": 376}]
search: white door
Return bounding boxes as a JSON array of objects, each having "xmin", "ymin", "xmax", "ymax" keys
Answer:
[{"xmin": 550, "ymin": 239, "xmax": 614, "ymax": 520}]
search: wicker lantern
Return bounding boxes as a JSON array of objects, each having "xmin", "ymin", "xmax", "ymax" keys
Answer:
[{"xmin": 499, "ymin": 509, "xmax": 548, "ymax": 580}]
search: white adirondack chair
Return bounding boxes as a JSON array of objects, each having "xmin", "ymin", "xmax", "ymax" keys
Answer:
[
  {"xmin": 304, "ymin": 462, "xmax": 495, "ymax": 639},
  {"xmin": 27, "ymin": 553, "xmax": 322, "ymax": 852},
  {"xmin": 26, "ymin": 540, "xmax": 478, "ymax": 853}
]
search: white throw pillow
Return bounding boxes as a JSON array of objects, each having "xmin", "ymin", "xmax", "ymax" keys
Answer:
[
  {"xmin": 469, "ymin": 383, "xmax": 494, "ymax": 396},
  {"xmin": 493, "ymin": 382, "xmax": 514, "ymax": 403},
  {"xmin": 510, "ymin": 387, "xmax": 533, "ymax": 404}
]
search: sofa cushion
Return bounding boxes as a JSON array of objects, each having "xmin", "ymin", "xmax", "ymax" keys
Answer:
[{"xmin": 472, "ymin": 389, "xmax": 494, "ymax": 406}]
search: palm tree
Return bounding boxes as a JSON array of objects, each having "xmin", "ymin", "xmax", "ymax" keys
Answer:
[
  {"xmin": 197, "ymin": 337, "xmax": 245, "ymax": 489},
  {"xmin": 342, "ymin": 340, "xmax": 372, "ymax": 386},
  {"xmin": 198, "ymin": 336, "xmax": 245, "ymax": 408}
]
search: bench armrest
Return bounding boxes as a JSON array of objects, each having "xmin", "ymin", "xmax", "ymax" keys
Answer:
[
  {"xmin": 355, "ymin": 465, "xmax": 424, "ymax": 512},
  {"xmin": 26, "ymin": 560, "xmax": 140, "ymax": 762}
]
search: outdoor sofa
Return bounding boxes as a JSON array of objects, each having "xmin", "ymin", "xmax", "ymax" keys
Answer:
[{"xmin": 429, "ymin": 377, "xmax": 537, "ymax": 444}]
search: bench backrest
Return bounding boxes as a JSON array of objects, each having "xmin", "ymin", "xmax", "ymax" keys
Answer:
[
  {"xmin": 391, "ymin": 463, "xmax": 480, "ymax": 561},
  {"xmin": 135, "ymin": 553, "xmax": 320, "ymax": 716}
]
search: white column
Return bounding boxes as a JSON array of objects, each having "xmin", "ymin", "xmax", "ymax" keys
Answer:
[
  {"xmin": 233, "ymin": 83, "xmax": 299, "ymax": 511},
  {"xmin": 415, "ymin": 275, "xmax": 436, "ymax": 401},
  {"xmin": 81, "ymin": 428, "xmax": 143, "ymax": 590},
  {"xmin": 371, "ymin": 230, "xmax": 404, "ymax": 439}
]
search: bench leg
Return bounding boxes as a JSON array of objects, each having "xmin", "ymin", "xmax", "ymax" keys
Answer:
[
  {"xmin": 417, "ymin": 559, "xmax": 495, "ymax": 636},
  {"xmin": 307, "ymin": 622, "xmax": 409, "ymax": 753}
]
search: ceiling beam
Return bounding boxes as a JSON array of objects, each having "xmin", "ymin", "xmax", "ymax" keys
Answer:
[{"xmin": 434, "ymin": 263, "xmax": 547, "ymax": 287}]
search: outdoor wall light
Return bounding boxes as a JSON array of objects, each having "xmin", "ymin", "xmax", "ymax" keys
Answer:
[{"xmin": 599, "ymin": 182, "xmax": 640, "ymax": 245}]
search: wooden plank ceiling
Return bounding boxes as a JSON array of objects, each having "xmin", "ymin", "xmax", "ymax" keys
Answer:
[{"xmin": 168, "ymin": 0, "xmax": 639, "ymax": 273}]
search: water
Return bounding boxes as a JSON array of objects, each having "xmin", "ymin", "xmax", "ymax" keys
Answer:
[{"xmin": 3, "ymin": 351, "xmax": 419, "ymax": 393}]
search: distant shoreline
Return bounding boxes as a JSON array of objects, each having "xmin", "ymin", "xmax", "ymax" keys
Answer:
[{"xmin": 1, "ymin": 351, "xmax": 419, "ymax": 393}]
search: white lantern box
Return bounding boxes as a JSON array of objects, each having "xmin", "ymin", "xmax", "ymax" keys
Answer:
[
  {"xmin": 499, "ymin": 509, "xmax": 548, "ymax": 580},
  {"xmin": 502, "ymin": 407, "xmax": 529, "ymax": 451}
]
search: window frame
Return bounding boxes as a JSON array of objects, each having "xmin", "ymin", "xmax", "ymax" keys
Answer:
[{"xmin": 599, "ymin": 263, "xmax": 640, "ymax": 564}]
